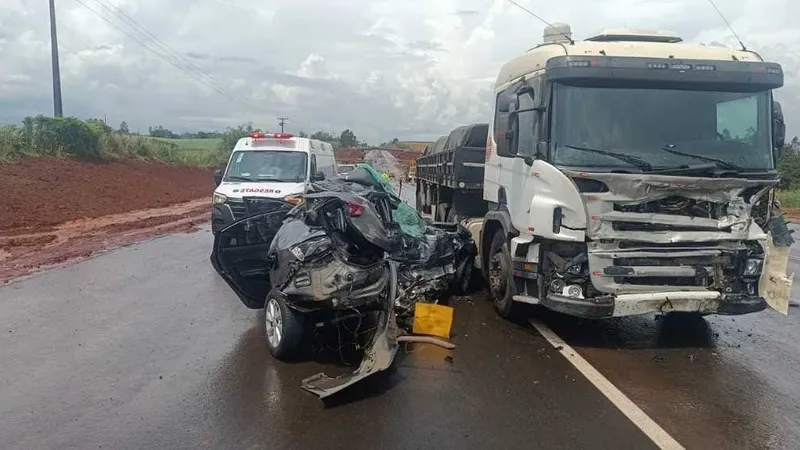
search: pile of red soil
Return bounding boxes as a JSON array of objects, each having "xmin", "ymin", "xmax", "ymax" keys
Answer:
[{"xmin": 0, "ymin": 157, "xmax": 216, "ymax": 230}]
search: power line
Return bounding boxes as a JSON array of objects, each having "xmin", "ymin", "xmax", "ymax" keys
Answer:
[
  {"xmin": 86, "ymin": 0, "xmax": 261, "ymax": 110},
  {"xmin": 705, "ymin": 0, "xmax": 747, "ymax": 51},
  {"xmin": 70, "ymin": 0, "xmax": 264, "ymax": 112},
  {"xmin": 88, "ymin": 0, "xmax": 257, "ymax": 109},
  {"xmin": 504, "ymin": 0, "xmax": 574, "ymax": 45}
]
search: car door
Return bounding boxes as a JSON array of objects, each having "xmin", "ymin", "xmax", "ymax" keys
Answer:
[{"xmin": 210, "ymin": 205, "xmax": 294, "ymax": 309}]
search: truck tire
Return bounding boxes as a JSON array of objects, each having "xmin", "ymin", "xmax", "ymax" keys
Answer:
[
  {"xmin": 436, "ymin": 203, "xmax": 450, "ymax": 222},
  {"xmin": 264, "ymin": 292, "xmax": 305, "ymax": 360},
  {"xmin": 446, "ymin": 208, "xmax": 463, "ymax": 224},
  {"xmin": 487, "ymin": 231, "xmax": 518, "ymax": 319}
]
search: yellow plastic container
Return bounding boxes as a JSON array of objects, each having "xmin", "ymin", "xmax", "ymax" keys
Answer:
[{"xmin": 412, "ymin": 303, "xmax": 454, "ymax": 339}]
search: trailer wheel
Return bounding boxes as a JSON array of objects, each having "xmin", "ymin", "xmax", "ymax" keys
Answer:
[
  {"xmin": 264, "ymin": 292, "xmax": 305, "ymax": 360},
  {"xmin": 487, "ymin": 231, "xmax": 518, "ymax": 319}
]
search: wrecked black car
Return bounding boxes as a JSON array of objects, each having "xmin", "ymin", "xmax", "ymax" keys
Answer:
[{"xmin": 210, "ymin": 165, "xmax": 476, "ymax": 398}]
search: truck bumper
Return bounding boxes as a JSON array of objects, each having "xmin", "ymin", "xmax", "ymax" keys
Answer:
[
  {"xmin": 211, "ymin": 204, "xmax": 235, "ymax": 234},
  {"xmin": 543, "ymin": 291, "xmax": 767, "ymax": 319}
]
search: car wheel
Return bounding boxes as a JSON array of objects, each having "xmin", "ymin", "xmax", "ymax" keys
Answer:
[
  {"xmin": 264, "ymin": 293, "xmax": 304, "ymax": 360},
  {"xmin": 487, "ymin": 231, "xmax": 518, "ymax": 319}
]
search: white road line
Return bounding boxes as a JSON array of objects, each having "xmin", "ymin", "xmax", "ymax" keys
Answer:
[{"xmin": 529, "ymin": 319, "xmax": 685, "ymax": 450}]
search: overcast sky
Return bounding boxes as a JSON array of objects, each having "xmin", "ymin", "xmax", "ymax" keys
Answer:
[{"xmin": 1, "ymin": 0, "xmax": 798, "ymax": 143}]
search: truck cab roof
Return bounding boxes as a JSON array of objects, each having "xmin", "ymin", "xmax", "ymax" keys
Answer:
[{"xmin": 495, "ymin": 25, "xmax": 768, "ymax": 89}]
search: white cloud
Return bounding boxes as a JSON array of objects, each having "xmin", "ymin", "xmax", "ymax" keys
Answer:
[{"xmin": 0, "ymin": 0, "xmax": 798, "ymax": 143}]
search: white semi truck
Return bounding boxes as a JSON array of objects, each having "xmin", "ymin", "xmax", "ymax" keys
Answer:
[{"xmin": 418, "ymin": 24, "xmax": 794, "ymax": 320}]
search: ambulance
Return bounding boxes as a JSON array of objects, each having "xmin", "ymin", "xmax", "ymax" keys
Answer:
[{"xmin": 211, "ymin": 132, "xmax": 336, "ymax": 233}]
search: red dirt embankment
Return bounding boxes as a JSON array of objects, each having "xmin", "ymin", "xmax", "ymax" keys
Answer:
[
  {"xmin": 0, "ymin": 157, "xmax": 215, "ymax": 230},
  {"xmin": 1, "ymin": 157, "xmax": 218, "ymax": 283}
]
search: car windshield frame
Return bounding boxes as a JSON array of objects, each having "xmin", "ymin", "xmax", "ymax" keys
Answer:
[
  {"xmin": 224, "ymin": 150, "xmax": 309, "ymax": 183},
  {"xmin": 549, "ymin": 83, "xmax": 774, "ymax": 172}
]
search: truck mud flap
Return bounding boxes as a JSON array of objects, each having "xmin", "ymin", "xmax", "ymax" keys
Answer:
[{"xmin": 760, "ymin": 215, "xmax": 795, "ymax": 315}]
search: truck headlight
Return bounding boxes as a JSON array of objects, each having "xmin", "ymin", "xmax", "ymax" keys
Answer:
[
  {"xmin": 743, "ymin": 258, "xmax": 763, "ymax": 276},
  {"xmin": 212, "ymin": 192, "xmax": 228, "ymax": 205}
]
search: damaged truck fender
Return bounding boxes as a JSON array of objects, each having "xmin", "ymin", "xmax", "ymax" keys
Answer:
[
  {"xmin": 526, "ymin": 160, "xmax": 587, "ymax": 242},
  {"xmin": 759, "ymin": 213, "xmax": 796, "ymax": 315}
]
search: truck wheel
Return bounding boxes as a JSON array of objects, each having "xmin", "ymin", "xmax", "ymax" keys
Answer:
[
  {"xmin": 487, "ymin": 231, "xmax": 517, "ymax": 319},
  {"xmin": 436, "ymin": 203, "xmax": 450, "ymax": 222},
  {"xmin": 446, "ymin": 208, "xmax": 463, "ymax": 224},
  {"xmin": 264, "ymin": 292, "xmax": 305, "ymax": 360}
]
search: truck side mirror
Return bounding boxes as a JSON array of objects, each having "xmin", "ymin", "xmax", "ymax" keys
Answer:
[
  {"xmin": 214, "ymin": 169, "xmax": 223, "ymax": 186},
  {"xmin": 773, "ymin": 100, "xmax": 786, "ymax": 150},
  {"xmin": 312, "ymin": 171, "xmax": 326, "ymax": 181},
  {"xmin": 497, "ymin": 93, "xmax": 517, "ymax": 113},
  {"xmin": 496, "ymin": 112, "xmax": 519, "ymax": 158}
]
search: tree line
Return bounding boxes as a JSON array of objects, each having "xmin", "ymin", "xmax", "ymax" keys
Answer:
[
  {"xmin": 142, "ymin": 122, "xmax": 411, "ymax": 150},
  {"xmin": 776, "ymin": 136, "xmax": 800, "ymax": 189}
]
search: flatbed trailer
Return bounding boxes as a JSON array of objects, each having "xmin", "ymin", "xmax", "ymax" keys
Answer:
[{"xmin": 415, "ymin": 123, "xmax": 489, "ymax": 222}]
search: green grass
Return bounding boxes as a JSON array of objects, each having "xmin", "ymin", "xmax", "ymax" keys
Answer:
[
  {"xmin": 777, "ymin": 190, "xmax": 800, "ymax": 208},
  {"xmin": 149, "ymin": 137, "xmax": 223, "ymax": 151},
  {"xmin": 145, "ymin": 138, "xmax": 227, "ymax": 165}
]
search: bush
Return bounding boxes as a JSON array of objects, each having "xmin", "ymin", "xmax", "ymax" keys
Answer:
[
  {"xmin": 217, "ymin": 123, "xmax": 255, "ymax": 153},
  {"xmin": 0, "ymin": 125, "xmax": 26, "ymax": 161},
  {"xmin": 0, "ymin": 115, "xmax": 227, "ymax": 166},
  {"xmin": 778, "ymin": 146, "xmax": 800, "ymax": 189},
  {"xmin": 18, "ymin": 115, "xmax": 101, "ymax": 158}
]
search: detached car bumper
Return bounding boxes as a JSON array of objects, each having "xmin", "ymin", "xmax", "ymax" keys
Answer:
[{"xmin": 542, "ymin": 290, "xmax": 768, "ymax": 319}]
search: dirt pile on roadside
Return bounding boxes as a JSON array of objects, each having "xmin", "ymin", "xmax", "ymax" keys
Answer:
[{"xmin": 0, "ymin": 156, "xmax": 216, "ymax": 230}]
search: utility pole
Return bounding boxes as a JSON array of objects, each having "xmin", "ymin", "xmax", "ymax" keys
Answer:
[
  {"xmin": 49, "ymin": 0, "xmax": 63, "ymax": 117},
  {"xmin": 277, "ymin": 116, "xmax": 288, "ymax": 133}
]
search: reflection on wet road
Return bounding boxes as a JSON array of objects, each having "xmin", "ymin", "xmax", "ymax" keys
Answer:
[
  {"xmin": 1, "ymin": 188, "xmax": 798, "ymax": 449},
  {"xmin": 0, "ymin": 228, "xmax": 653, "ymax": 450}
]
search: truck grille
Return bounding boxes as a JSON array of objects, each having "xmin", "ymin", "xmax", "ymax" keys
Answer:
[{"xmin": 588, "ymin": 241, "xmax": 754, "ymax": 294}]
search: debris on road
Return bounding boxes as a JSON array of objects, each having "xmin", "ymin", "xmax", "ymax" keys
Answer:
[{"xmin": 211, "ymin": 164, "xmax": 476, "ymax": 400}]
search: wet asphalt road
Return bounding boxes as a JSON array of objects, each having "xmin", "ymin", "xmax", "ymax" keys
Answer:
[
  {"xmin": 0, "ymin": 228, "xmax": 654, "ymax": 450},
  {"xmin": 1, "ymin": 186, "xmax": 798, "ymax": 449}
]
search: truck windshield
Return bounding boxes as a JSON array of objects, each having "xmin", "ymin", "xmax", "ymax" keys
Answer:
[
  {"xmin": 225, "ymin": 150, "xmax": 308, "ymax": 182},
  {"xmin": 551, "ymin": 84, "xmax": 774, "ymax": 172}
]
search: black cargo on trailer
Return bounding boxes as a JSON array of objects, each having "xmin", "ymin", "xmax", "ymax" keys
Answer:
[{"xmin": 415, "ymin": 123, "xmax": 489, "ymax": 223}]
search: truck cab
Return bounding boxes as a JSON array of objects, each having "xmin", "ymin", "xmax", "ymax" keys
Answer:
[
  {"xmin": 479, "ymin": 24, "xmax": 793, "ymax": 320},
  {"xmin": 212, "ymin": 132, "xmax": 336, "ymax": 233}
]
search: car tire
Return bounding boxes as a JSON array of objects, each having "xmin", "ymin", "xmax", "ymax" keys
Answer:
[
  {"xmin": 487, "ymin": 231, "xmax": 518, "ymax": 319},
  {"xmin": 264, "ymin": 293, "xmax": 305, "ymax": 360}
]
